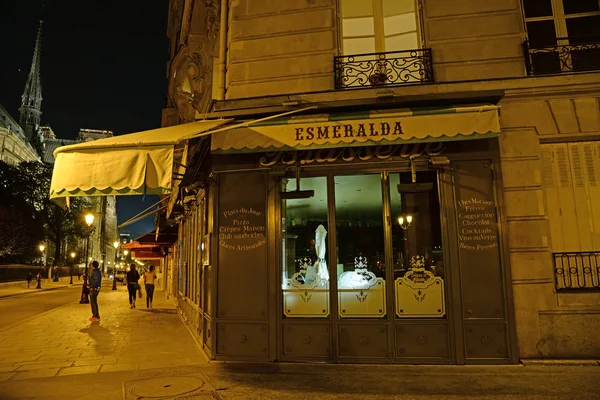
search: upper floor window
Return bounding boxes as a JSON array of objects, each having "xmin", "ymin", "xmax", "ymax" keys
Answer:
[
  {"xmin": 340, "ymin": 0, "xmax": 421, "ymax": 55},
  {"xmin": 522, "ymin": 0, "xmax": 600, "ymax": 74}
]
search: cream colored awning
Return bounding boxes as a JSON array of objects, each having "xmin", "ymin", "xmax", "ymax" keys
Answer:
[
  {"xmin": 211, "ymin": 105, "xmax": 501, "ymax": 153},
  {"xmin": 50, "ymin": 119, "xmax": 231, "ymax": 199}
]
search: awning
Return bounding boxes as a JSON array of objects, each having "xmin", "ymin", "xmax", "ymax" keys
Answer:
[
  {"xmin": 211, "ymin": 105, "xmax": 500, "ymax": 153},
  {"xmin": 50, "ymin": 119, "xmax": 231, "ymax": 199},
  {"xmin": 130, "ymin": 248, "xmax": 164, "ymax": 260},
  {"xmin": 122, "ymin": 241, "xmax": 157, "ymax": 250}
]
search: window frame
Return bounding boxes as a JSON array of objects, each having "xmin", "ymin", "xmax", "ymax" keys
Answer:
[
  {"xmin": 337, "ymin": 0, "xmax": 425, "ymax": 56},
  {"xmin": 521, "ymin": 0, "xmax": 600, "ymax": 45}
]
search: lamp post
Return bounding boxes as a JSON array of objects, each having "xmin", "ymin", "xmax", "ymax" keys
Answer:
[
  {"xmin": 70, "ymin": 252, "xmax": 76, "ymax": 284},
  {"xmin": 112, "ymin": 241, "xmax": 119, "ymax": 290},
  {"xmin": 80, "ymin": 213, "xmax": 95, "ymax": 304},
  {"xmin": 37, "ymin": 244, "xmax": 45, "ymax": 289}
]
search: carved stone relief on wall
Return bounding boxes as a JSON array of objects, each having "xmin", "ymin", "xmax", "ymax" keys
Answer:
[
  {"xmin": 169, "ymin": 46, "xmax": 211, "ymax": 123},
  {"xmin": 167, "ymin": 0, "xmax": 221, "ymax": 123}
]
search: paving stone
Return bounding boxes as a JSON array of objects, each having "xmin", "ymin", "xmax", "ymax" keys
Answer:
[
  {"xmin": 73, "ymin": 358, "xmax": 117, "ymax": 367},
  {"xmin": 0, "ymin": 372, "xmax": 17, "ymax": 382},
  {"xmin": 16, "ymin": 361, "xmax": 74, "ymax": 371},
  {"xmin": 99, "ymin": 362, "xmax": 138, "ymax": 372},
  {"xmin": 11, "ymin": 367, "xmax": 60, "ymax": 380},
  {"xmin": 57, "ymin": 365, "xmax": 101, "ymax": 375},
  {"xmin": 0, "ymin": 364, "xmax": 18, "ymax": 373}
]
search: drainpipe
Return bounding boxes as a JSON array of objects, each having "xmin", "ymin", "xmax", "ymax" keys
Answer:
[{"xmin": 216, "ymin": 0, "xmax": 228, "ymax": 101}]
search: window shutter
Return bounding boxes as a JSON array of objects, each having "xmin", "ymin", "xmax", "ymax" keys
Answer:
[
  {"xmin": 568, "ymin": 143, "xmax": 592, "ymax": 250},
  {"xmin": 585, "ymin": 143, "xmax": 600, "ymax": 249},
  {"xmin": 555, "ymin": 144, "xmax": 581, "ymax": 251},
  {"xmin": 541, "ymin": 146, "xmax": 555, "ymax": 189},
  {"xmin": 541, "ymin": 145, "xmax": 564, "ymax": 251}
]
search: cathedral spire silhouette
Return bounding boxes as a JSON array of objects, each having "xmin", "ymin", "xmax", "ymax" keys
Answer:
[{"xmin": 19, "ymin": 21, "xmax": 44, "ymax": 146}]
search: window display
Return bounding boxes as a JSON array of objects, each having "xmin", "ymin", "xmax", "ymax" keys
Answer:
[
  {"xmin": 390, "ymin": 171, "xmax": 446, "ymax": 317},
  {"xmin": 280, "ymin": 170, "xmax": 447, "ymax": 319},
  {"xmin": 335, "ymin": 174, "xmax": 386, "ymax": 318},
  {"xmin": 282, "ymin": 177, "xmax": 330, "ymax": 317}
]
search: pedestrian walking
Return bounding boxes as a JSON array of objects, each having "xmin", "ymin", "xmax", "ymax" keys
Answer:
[
  {"xmin": 89, "ymin": 261, "xmax": 102, "ymax": 321},
  {"xmin": 26, "ymin": 272, "xmax": 32, "ymax": 288},
  {"xmin": 35, "ymin": 272, "xmax": 41, "ymax": 289},
  {"xmin": 126, "ymin": 263, "xmax": 140, "ymax": 309},
  {"xmin": 144, "ymin": 265, "xmax": 156, "ymax": 308}
]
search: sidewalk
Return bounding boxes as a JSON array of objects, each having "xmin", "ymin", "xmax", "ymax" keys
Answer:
[
  {"xmin": 0, "ymin": 284, "xmax": 204, "ymax": 381},
  {"xmin": 0, "ymin": 278, "xmax": 74, "ymax": 299},
  {"xmin": 0, "ymin": 285, "xmax": 598, "ymax": 399}
]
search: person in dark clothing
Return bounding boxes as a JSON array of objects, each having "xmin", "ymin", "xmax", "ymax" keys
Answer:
[
  {"xmin": 126, "ymin": 263, "xmax": 140, "ymax": 309},
  {"xmin": 26, "ymin": 273, "xmax": 32, "ymax": 288},
  {"xmin": 89, "ymin": 261, "xmax": 102, "ymax": 321}
]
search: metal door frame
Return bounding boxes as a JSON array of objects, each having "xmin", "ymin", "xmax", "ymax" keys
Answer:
[{"xmin": 274, "ymin": 161, "xmax": 461, "ymax": 364}]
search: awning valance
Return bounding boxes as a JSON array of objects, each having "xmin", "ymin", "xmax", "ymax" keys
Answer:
[
  {"xmin": 211, "ymin": 105, "xmax": 500, "ymax": 153},
  {"xmin": 50, "ymin": 119, "xmax": 231, "ymax": 199}
]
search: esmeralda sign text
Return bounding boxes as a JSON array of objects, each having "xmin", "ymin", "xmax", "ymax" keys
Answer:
[{"xmin": 294, "ymin": 121, "xmax": 404, "ymax": 142}]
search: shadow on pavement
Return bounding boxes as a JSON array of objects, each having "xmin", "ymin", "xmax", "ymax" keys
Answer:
[
  {"xmin": 204, "ymin": 363, "xmax": 600, "ymax": 398},
  {"xmin": 136, "ymin": 308, "xmax": 177, "ymax": 314},
  {"xmin": 79, "ymin": 323, "xmax": 114, "ymax": 355}
]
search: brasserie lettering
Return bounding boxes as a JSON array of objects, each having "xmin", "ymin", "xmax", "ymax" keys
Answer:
[{"xmin": 295, "ymin": 121, "xmax": 403, "ymax": 142}]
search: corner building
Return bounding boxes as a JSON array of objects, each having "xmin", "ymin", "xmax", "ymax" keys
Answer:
[{"xmin": 162, "ymin": 0, "xmax": 600, "ymax": 364}]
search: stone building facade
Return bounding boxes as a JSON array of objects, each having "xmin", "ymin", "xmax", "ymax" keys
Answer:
[
  {"xmin": 0, "ymin": 105, "xmax": 39, "ymax": 164},
  {"xmin": 161, "ymin": 0, "xmax": 600, "ymax": 362}
]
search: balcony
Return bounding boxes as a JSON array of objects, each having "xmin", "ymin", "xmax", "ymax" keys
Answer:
[
  {"xmin": 523, "ymin": 37, "xmax": 600, "ymax": 76},
  {"xmin": 334, "ymin": 49, "xmax": 434, "ymax": 90},
  {"xmin": 553, "ymin": 251, "xmax": 600, "ymax": 292}
]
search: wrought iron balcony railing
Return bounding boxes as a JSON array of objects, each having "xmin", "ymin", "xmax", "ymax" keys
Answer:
[
  {"xmin": 523, "ymin": 37, "xmax": 600, "ymax": 75},
  {"xmin": 334, "ymin": 49, "xmax": 434, "ymax": 89},
  {"xmin": 553, "ymin": 251, "xmax": 600, "ymax": 291}
]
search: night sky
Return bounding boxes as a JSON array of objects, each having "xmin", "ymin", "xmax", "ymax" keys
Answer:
[{"xmin": 0, "ymin": 1, "xmax": 170, "ymax": 238}]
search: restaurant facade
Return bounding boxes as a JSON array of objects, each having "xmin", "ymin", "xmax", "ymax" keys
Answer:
[{"xmin": 50, "ymin": 0, "xmax": 600, "ymax": 364}]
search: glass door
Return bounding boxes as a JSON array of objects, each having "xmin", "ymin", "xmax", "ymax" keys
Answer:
[{"xmin": 279, "ymin": 168, "xmax": 453, "ymax": 362}]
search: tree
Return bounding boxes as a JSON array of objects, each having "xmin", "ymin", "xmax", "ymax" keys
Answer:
[
  {"xmin": 45, "ymin": 195, "xmax": 89, "ymax": 264},
  {"xmin": 0, "ymin": 160, "xmax": 89, "ymax": 264},
  {"xmin": 0, "ymin": 206, "xmax": 37, "ymax": 261}
]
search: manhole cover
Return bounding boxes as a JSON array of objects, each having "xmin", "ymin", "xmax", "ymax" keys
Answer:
[{"xmin": 127, "ymin": 376, "xmax": 215, "ymax": 399}]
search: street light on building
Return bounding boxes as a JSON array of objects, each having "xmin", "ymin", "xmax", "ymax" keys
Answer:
[
  {"xmin": 112, "ymin": 241, "xmax": 119, "ymax": 290},
  {"xmin": 80, "ymin": 213, "xmax": 95, "ymax": 304},
  {"xmin": 69, "ymin": 252, "xmax": 76, "ymax": 284}
]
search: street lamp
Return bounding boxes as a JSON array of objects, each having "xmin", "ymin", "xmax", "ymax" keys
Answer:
[
  {"xmin": 112, "ymin": 240, "xmax": 119, "ymax": 290},
  {"xmin": 37, "ymin": 244, "xmax": 45, "ymax": 289},
  {"xmin": 80, "ymin": 213, "xmax": 95, "ymax": 304},
  {"xmin": 70, "ymin": 252, "xmax": 76, "ymax": 284}
]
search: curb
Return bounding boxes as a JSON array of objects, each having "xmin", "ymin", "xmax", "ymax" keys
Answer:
[
  {"xmin": 521, "ymin": 359, "xmax": 600, "ymax": 366},
  {"xmin": 0, "ymin": 284, "xmax": 76, "ymax": 300}
]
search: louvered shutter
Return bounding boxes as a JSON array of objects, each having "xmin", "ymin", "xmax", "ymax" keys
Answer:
[
  {"xmin": 568, "ymin": 143, "xmax": 593, "ymax": 250},
  {"xmin": 541, "ymin": 145, "xmax": 564, "ymax": 251},
  {"xmin": 541, "ymin": 142, "xmax": 600, "ymax": 252}
]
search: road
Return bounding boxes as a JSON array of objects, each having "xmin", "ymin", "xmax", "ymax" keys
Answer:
[{"xmin": 0, "ymin": 286, "xmax": 80, "ymax": 330}]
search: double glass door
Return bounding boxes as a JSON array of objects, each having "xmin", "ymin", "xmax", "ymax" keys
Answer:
[{"xmin": 281, "ymin": 169, "xmax": 448, "ymax": 326}]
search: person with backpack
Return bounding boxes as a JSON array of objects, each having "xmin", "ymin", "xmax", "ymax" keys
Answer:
[{"xmin": 126, "ymin": 263, "xmax": 140, "ymax": 309}]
